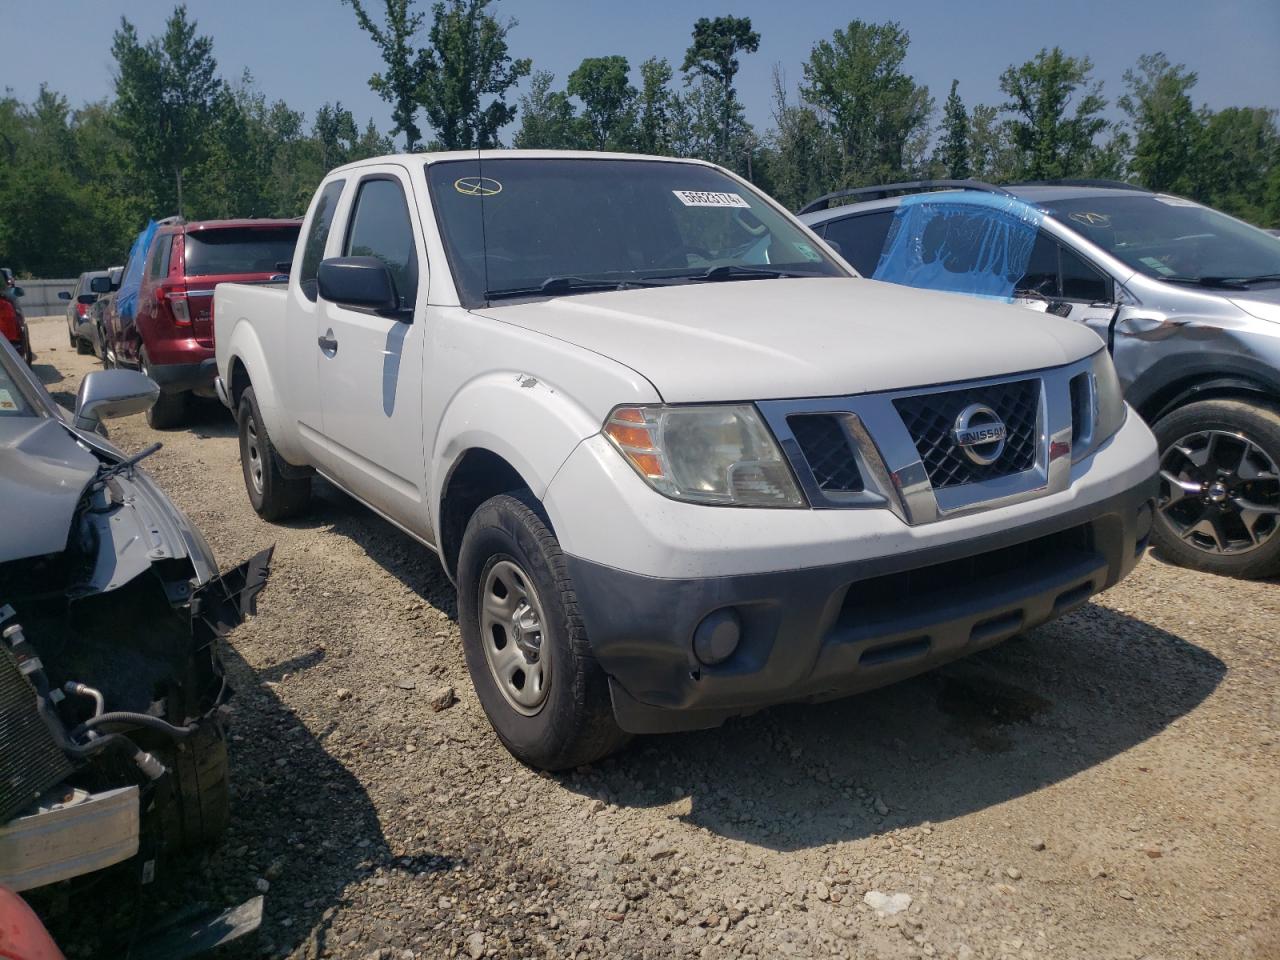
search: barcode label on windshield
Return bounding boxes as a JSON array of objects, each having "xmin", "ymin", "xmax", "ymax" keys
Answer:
[{"xmin": 673, "ymin": 190, "xmax": 751, "ymax": 208}]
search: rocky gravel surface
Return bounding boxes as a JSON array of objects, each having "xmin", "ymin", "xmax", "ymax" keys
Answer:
[{"xmin": 24, "ymin": 318, "xmax": 1280, "ymax": 959}]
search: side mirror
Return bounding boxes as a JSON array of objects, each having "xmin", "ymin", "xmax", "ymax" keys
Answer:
[
  {"xmin": 73, "ymin": 369, "xmax": 159, "ymax": 431},
  {"xmin": 58, "ymin": 291, "xmax": 72, "ymax": 301},
  {"xmin": 77, "ymin": 293, "xmax": 97, "ymax": 305},
  {"xmin": 90, "ymin": 276, "xmax": 114, "ymax": 294},
  {"xmin": 317, "ymin": 256, "xmax": 399, "ymax": 312}
]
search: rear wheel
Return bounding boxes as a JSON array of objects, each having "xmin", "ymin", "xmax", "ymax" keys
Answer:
[
  {"xmin": 75, "ymin": 332, "xmax": 93, "ymax": 355},
  {"xmin": 1151, "ymin": 399, "xmax": 1280, "ymax": 579},
  {"xmin": 140, "ymin": 352, "xmax": 188, "ymax": 429},
  {"xmin": 457, "ymin": 493, "xmax": 628, "ymax": 770},
  {"xmin": 237, "ymin": 385, "xmax": 311, "ymax": 520}
]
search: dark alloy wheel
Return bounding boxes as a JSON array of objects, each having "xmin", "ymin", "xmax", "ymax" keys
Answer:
[{"xmin": 1152, "ymin": 399, "xmax": 1280, "ymax": 578}]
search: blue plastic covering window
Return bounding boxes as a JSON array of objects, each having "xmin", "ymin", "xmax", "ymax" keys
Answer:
[
  {"xmin": 115, "ymin": 220, "xmax": 159, "ymax": 322},
  {"xmin": 870, "ymin": 192, "xmax": 1044, "ymax": 300}
]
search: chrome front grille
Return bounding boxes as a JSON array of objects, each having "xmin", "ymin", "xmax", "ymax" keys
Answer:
[
  {"xmin": 893, "ymin": 379, "xmax": 1040, "ymax": 488},
  {"xmin": 787, "ymin": 415, "xmax": 864, "ymax": 493},
  {"xmin": 760, "ymin": 359, "xmax": 1089, "ymax": 525}
]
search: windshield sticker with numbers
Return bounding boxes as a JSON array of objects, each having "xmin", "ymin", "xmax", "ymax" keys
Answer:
[
  {"xmin": 792, "ymin": 242, "xmax": 822, "ymax": 262},
  {"xmin": 0, "ymin": 389, "xmax": 17, "ymax": 412},
  {"xmin": 673, "ymin": 190, "xmax": 751, "ymax": 209}
]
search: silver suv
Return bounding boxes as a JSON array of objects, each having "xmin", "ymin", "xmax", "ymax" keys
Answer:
[{"xmin": 801, "ymin": 180, "xmax": 1280, "ymax": 578}]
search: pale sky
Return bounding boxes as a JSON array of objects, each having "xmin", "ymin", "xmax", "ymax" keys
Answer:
[{"xmin": 8, "ymin": 0, "xmax": 1279, "ymax": 147}]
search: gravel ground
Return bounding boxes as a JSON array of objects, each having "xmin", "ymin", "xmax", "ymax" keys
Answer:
[{"xmin": 24, "ymin": 317, "xmax": 1280, "ymax": 960}]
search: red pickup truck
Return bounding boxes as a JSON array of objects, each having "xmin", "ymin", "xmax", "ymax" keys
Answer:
[{"xmin": 102, "ymin": 218, "xmax": 300, "ymax": 427}]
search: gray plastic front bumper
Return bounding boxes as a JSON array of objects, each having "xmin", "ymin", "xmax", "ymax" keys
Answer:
[{"xmin": 568, "ymin": 475, "xmax": 1157, "ymax": 735}]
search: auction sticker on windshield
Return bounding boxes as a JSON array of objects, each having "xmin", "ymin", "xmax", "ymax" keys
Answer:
[
  {"xmin": 673, "ymin": 190, "xmax": 751, "ymax": 209},
  {"xmin": 0, "ymin": 389, "xmax": 17, "ymax": 412}
]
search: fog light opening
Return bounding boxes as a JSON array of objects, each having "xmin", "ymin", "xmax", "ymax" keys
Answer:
[{"xmin": 693, "ymin": 608, "xmax": 742, "ymax": 666}]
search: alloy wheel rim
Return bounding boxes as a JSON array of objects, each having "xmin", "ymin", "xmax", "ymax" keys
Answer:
[
  {"xmin": 245, "ymin": 418, "xmax": 264, "ymax": 495},
  {"xmin": 478, "ymin": 558, "xmax": 551, "ymax": 716},
  {"xmin": 1158, "ymin": 429, "xmax": 1280, "ymax": 556}
]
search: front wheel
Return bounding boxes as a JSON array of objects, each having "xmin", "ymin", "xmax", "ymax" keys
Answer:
[
  {"xmin": 1151, "ymin": 399, "xmax": 1280, "ymax": 579},
  {"xmin": 457, "ymin": 493, "xmax": 628, "ymax": 770}
]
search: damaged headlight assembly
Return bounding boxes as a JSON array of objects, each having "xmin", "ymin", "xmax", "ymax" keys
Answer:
[{"xmin": 603, "ymin": 404, "xmax": 806, "ymax": 507}]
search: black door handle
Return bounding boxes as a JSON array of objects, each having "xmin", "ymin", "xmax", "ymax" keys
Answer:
[{"xmin": 317, "ymin": 332, "xmax": 338, "ymax": 354}]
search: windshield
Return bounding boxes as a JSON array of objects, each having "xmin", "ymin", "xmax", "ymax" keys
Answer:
[
  {"xmin": 1044, "ymin": 194, "xmax": 1280, "ymax": 284},
  {"xmin": 426, "ymin": 157, "xmax": 845, "ymax": 305},
  {"xmin": 0, "ymin": 346, "xmax": 41, "ymax": 418},
  {"xmin": 183, "ymin": 227, "xmax": 300, "ymax": 278}
]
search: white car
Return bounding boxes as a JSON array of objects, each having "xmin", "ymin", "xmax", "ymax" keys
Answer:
[{"xmin": 214, "ymin": 151, "xmax": 1158, "ymax": 770}]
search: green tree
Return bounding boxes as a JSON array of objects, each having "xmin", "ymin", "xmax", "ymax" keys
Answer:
[
  {"xmin": 111, "ymin": 5, "xmax": 221, "ymax": 216},
  {"xmin": 801, "ymin": 20, "xmax": 933, "ymax": 185},
  {"xmin": 314, "ymin": 102, "xmax": 361, "ymax": 170},
  {"xmin": 567, "ymin": 56, "xmax": 637, "ymax": 151},
  {"xmin": 681, "ymin": 16, "xmax": 760, "ymax": 165},
  {"xmin": 765, "ymin": 68, "xmax": 838, "ymax": 210},
  {"xmin": 512, "ymin": 71, "xmax": 580, "ymax": 149},
  {"xmin": 1192, "ymin": 106, "xmax": 1280, "ymax": 223},
  {"xmin": 1119, "ymin": 52, "xmax": 1200, "ymax": 193},
  {"xmin": 419, "ymin": 0, "xmax": 531, "ymax": 149},
  {"xmin": 998, "ymin": 47, "xmax": 1108, "ymax": 180},
  {"xmin": 637, "ymin": 57, "xmax": 674, "ymax": 155},
  {"xmin": 343, "ymin": 0, "xmax": 428, "ymax": 150},
  {"xmin": 967, "ymin": 104, "xmax": 1018, "ymax": 181},
  {"xmin": 937, "ymin": 79, "xmax": 971, "ymax": 179}
]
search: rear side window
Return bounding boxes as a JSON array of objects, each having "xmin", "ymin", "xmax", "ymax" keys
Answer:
[
  {"xmin": 344, "ymin": 178, "xmax": 418, "ymax": 309},
  {"xmin": 149, "ymin": 235, "xmax": 173, "ymax": 280},
  {"xmin": 182, "ymin": 227, "xmax": 300, "ymax": 278},
  {"xmin": 820, "ymin": 211, "xmax": 894, "ymax": 275},
  {"xmin": 299, "ymin": 179, "xmax": 346, "ymax": 301}
]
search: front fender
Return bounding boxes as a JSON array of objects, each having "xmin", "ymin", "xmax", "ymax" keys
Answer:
[{"xmin": 429, "ymin": 371, "xmax": 624, "ymax": 544}]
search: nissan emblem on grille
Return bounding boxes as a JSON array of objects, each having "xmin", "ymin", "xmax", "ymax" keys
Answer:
[{"xmin": 951, "ymin": 403, "xmax": 1008, "ymax": 466}]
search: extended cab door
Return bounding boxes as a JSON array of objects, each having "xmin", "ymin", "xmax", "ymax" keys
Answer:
[{"xmin": 314, "ymin": 165, "xmax": 429, "ymax": 530}]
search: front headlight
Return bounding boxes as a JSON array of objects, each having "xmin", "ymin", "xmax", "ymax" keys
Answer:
[
  {"xmin": 1091, "ymin": 349, "xmax": 1127, "ymax": 444},
  {"xmin": 603, "ymin": 404, "xmax": 805, "ymax": 507}
]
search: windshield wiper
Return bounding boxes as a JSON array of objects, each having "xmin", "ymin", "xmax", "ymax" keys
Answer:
[
  {"xmin": 485, "ymin": 275, "xmax": 680, "ymax": 301},
  {"xmin": 1158, "ymin": 275, "xmax": 1252, "ymax": 290},
  {"xmin": 694, "ymin": 264, "xmax": 794, "ymax": 282},
  {"xmin": 94, "ymin": 441, "xmax": 162, "ymax": 483},
  {"xmin": 1205, "ymin": 273, "xmax": 1280, "ymax": 286}
]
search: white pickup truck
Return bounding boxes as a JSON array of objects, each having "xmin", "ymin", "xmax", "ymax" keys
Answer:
[{"xmin": 214, "ymin": 151, "xmax": 1158, "ymax": 770}]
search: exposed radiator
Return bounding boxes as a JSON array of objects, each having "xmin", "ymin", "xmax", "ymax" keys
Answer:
[{"xmin": 0, "ymin": 644, "xmax": 73, "ymax": 823}]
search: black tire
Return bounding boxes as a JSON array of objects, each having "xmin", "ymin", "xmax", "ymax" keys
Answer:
[
  {"xmin": 75, "ymin": 333, "xmax": 93, "ymax": 355},
  {"xmin": 457, "ymin": 492, "xmax": 629, "ymax": 771},
  {"xmin": 67, "ymin": 319, "xmax": 77, "ymax": 348},
  {"xmin": 140, "ymin": 352, "xmax": 188, "ymax": 429},
  {"xmin": 237, "ymin": 385, "xmax": 311, "ymax": 520},
  {"xmin": 154, "ymin": 720, "xmax": 230, "ymax": 851},
  {"xmin": 1150, "ymin": 398, "xmax": 1280, "ymax": 579}
]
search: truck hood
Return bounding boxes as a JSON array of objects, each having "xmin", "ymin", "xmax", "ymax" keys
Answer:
[
  {"xmin": 475, "ymin": 277, "xmax": 1105, "ymax": 402},
  {"xmin": 0, "ymin": 418, "xmax": 99, "ymax": 562}
]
